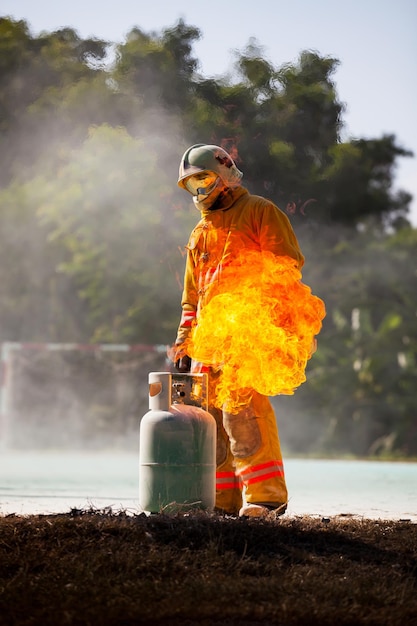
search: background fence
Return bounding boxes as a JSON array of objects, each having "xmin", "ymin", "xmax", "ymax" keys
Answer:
[{"xmin": 0, "ymin": 342, "xmax": 168, "ymax": 450}]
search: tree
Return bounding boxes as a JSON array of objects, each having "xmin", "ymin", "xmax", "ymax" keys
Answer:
[
  {"xmin": 33, "ymin": 124, "xmax": 193, "ymax": 343},
  {"xmin": 0, "ymin": 179, "xmax": 71, "ymax": 342},
  {"xmin": 283, "ymin": 225, "xmax": 417, "ymax": 457},
  {"xmin": 113, "ymin": 19, "xmax": 200, "ymax": 112},
  {"xmin": 321, "ymin": 135, "xmax": 413, "ymax": 226},
  {"xmin": 0, "ymin": 17, "xmax": 109, "ymax": 183}
]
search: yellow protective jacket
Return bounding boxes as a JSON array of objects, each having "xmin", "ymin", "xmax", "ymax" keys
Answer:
[{"xmin": 176, "ymin": 186, "xmax": 304, "ymax": 344}]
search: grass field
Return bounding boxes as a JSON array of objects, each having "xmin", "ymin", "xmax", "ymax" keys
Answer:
[{"xmin": 0, "ymin": 510, "xmax": 416, "ymax": 625}]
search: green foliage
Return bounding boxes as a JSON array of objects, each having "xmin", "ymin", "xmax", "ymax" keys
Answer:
[
  {"xmin": 0, "ymin": 16, "xmax": 415, "ymax": 456},
  {"xmin": 322, "ymin": 135, "xmax": 413, "ymax": 224},
  {"xmin": 0, "ymin": 17, "xmax": 110, "ymax": 184},
  {"xmin": 289, "ymin": 226, "xmax": 417, "ymax": 456},
  {"xmin": 113, "ymin": 19, "xmax": 200, "ymax": 111},
  {"xmin": 34, "ymin": 124, "xmax": 189, "ymax": 343}
]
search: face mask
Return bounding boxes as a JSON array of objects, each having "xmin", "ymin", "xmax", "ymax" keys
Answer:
[{"xmin": 192, "ymin": 178, "xmax": 225, "ymax": 211}]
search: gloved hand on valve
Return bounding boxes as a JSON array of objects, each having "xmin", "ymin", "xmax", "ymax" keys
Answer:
[{"xmin": 167, "ymin": 343, "xmax": 192, "ymax": 373}]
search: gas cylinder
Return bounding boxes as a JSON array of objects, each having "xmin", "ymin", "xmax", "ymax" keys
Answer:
[{"xmin": 139, "ymin": 371, "xmax": 216, "ymax": 514}]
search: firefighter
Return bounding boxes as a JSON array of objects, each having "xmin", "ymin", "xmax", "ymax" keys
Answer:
[{"xmin": 172, "ymin": 144, "xmax": 305, "ymax": 518}]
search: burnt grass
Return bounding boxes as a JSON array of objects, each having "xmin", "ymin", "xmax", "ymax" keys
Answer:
[{"xmin": 0, "ymin": 511, "xmax": 416, "ymax": 626}]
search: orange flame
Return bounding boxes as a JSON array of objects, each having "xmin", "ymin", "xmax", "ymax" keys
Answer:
[{"xmin": 184, "ymin": 250, "xmax": 326, "ymax": 412}]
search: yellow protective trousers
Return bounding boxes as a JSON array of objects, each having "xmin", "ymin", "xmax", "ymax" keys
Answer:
[{"xmin": 205, "ymin": 370, "xmax": 288, "ymax": 514}]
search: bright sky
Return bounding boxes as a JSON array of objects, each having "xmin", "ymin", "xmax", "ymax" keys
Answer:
[{"xmin": 3, "ymin": 0, "xmax": 417, "ymax": 224}]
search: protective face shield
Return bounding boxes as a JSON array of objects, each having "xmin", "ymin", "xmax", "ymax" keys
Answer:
[
  {"xmin": 178, "ymin": 144, "xmax": 243, "ymax": 210},
  {"xmin": 183, "ymin": 171, "xmax": 219, "ymax": 197}
]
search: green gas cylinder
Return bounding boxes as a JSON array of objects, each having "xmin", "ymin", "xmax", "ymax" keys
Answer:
[{"xmin": 139, "ymin": 371, "xmax": 216, "ymax": 514}]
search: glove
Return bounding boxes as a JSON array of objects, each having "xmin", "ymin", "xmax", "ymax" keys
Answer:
[
  {"xmin": 167, "ymin": 343, "xmax": 192, "ymax": 373},
  {"xmin": 175, "ymin": 354, "xmax": 192, "ymax": 373}
]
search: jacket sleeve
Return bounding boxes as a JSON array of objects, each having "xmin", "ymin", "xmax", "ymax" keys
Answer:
[
  {"xmin": 175, "ymin": 248, "xmax": 198, "ymax": 345},
  {"xmin": 256, "ymin": 200, "xmax": 304, "ymax": 269}
]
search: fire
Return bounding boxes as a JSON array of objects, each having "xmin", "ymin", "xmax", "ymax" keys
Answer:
[{"xmin": 184, "ymin": 250, "xmax": 326, "ymax": 412}]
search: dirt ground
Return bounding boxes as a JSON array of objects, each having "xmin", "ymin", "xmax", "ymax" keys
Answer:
[{"xmin": 0, "ymin": 510, "xmax": 416, "ymax": 626}]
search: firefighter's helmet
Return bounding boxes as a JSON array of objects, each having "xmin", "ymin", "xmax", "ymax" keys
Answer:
[{"xmin": 178, "ymin": 144, "xmax": 243, "ymax": 192}]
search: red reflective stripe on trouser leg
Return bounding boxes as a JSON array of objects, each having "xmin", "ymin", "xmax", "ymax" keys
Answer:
[
  {"xmin": 215, "ymin": 462, "xmax": 242, "ymax": 514},
  {"xmin": 216, "ymin": 471, "xmax": 242, "ymax": 491},
  {"xmin": 212, "ymin": 393, "xmax": 243, "ymax": 514},
  {"xmin": 215, "ymin": 464, "xmax": 242, "ymax": 513},
  {"xmin": 234, "ymin": 393, "xmax": 288, "ymax": 506},
  {"xmin": 239, "ymin": 460, "xmax": 285, "ymax": 485}
]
